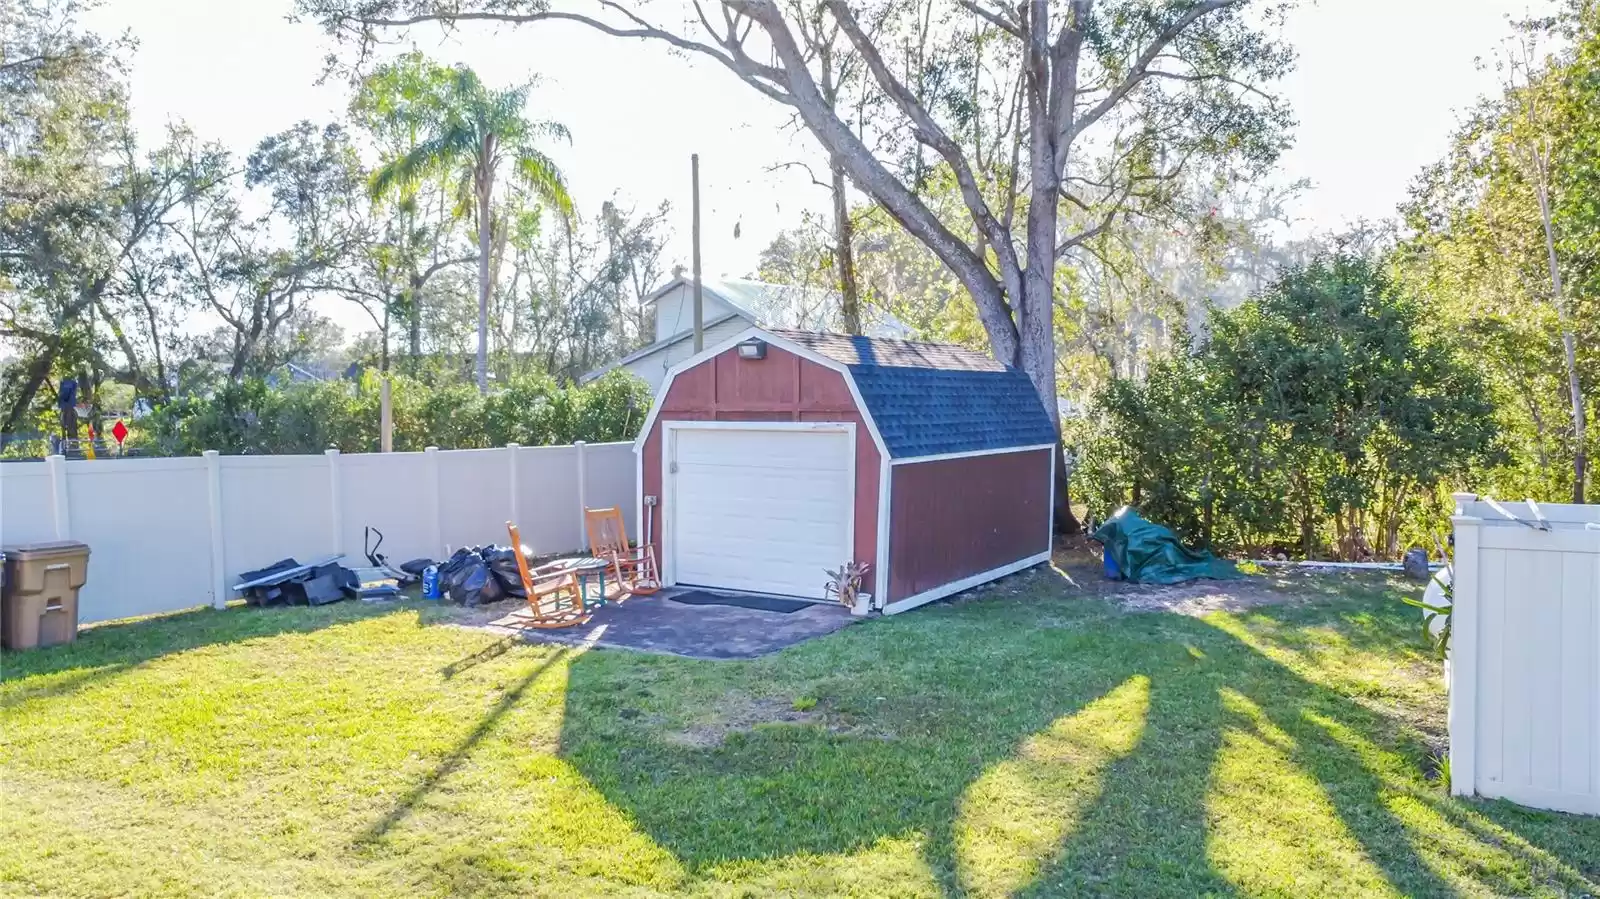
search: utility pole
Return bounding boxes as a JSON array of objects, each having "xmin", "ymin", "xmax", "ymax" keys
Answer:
[{"xmin": 691, "ymin": 153, "xmax": 704, "ymax": 353}]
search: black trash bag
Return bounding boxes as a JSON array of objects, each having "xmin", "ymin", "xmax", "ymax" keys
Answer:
[
  {"xmin": 443, "ymin": 557, "xmax": 509, "ymax": 607},
  {"xmin": 398, "ymin": 558, "xmax": 435, "ymax": 577},
  {"xmin": 476, "ymin": 566, "xmax": 506, "ymax": 605},
  {"xmin": 438, "ymin": 547, "xmax": 476, "ymax": 581},
  {"xmin": 446, "ymin": 560, "xmax": 491, "ymax": 605},
  {"xmin": 482, "ymin": 545, "xmax": 528, "ymax": 598}
]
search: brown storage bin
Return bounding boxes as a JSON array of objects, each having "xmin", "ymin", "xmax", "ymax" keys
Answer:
[{"xmin": 2, "ymin": 541, "xmax": 90, "ymax": 650}]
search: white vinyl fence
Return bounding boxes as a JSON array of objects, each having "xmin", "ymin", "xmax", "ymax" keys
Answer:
[
  {"xmin": 0, "ymin": 442, "xmax": 636, "ymax": 624},
  {"xmin": 1450, "ymin": 493, "xmax": 1600, "ymax": 816}
]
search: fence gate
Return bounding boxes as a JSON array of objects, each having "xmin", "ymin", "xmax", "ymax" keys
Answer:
[{"xmin": 1450, "ymin": 493, "xmax": 1600, "ymax": 816}]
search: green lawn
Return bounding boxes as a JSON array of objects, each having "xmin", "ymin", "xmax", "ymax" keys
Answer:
[{"xmin": 2, "ymin": 567, "xmax": 1596, "ymax": 898}]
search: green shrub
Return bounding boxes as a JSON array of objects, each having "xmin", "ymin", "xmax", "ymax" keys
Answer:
[
  {"xmin": 140, "ymin": 370, "xmax": 653, "ymax": 457},
  {"xmin": 1071, "ymin": 253, "xmax": 1498, "ymax": 560}
]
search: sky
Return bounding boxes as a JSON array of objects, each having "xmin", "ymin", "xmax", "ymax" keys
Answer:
[{"xmin": 82, "ymin": 0, "xmax": 1552, "ymax": 338}]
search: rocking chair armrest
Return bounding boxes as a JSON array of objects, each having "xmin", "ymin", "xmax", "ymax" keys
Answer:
[
  {"xmin": 527, "ymin": 559, "xmax": 577, "ymax": 577},
  {"xmin": 526, "ymin": 570, "xmax": 577, "ymax": 593}
]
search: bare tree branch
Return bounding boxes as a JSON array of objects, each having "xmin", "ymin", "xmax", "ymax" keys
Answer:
[
  {"xmin": 956, "ymin": 0, "xmax": 1021, "ymax": 38},
  {"xmin": 1068, "ymin": 0, "xmax": 1247, "ymax": 151},
  {"xmin": 825, "ymin": 1, "xmax": 1022, "ymax": 295}
]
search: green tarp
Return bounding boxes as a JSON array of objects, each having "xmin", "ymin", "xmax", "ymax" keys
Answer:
[{"xmin": 1091, "ymin": 506, "xmax": 1241, "ymax": 585}]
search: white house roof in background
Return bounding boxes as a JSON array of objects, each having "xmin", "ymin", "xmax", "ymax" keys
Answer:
[
  {"xmin": 594, "ymin": 312, "xmax": 745, "ymax": 375},
  {"xmin": 640, "ymin": 275, "xmax": 912, "ymax": 338}
]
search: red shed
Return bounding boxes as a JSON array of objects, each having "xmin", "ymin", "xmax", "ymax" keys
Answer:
[{"xmin": 635, "ymin": 327, "xmax": 1057, "ymax": 615}]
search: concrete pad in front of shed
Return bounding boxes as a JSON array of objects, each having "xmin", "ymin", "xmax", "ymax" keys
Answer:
[{"xmin": 470, "ymin": 588, "xmax": 857, "ymax": 659}]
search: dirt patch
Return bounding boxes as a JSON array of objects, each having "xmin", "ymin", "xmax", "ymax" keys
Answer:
[
  {"xmin": 1107, "ymin": 581, "xmax": 1310, "ymax": 615},
  {"xmin": 663, "ymin": 695, "xmax": 822, "ymax": 748},
  {"xmin": 1036, "ymin": 537, "xmax": 1403, "ymax": 616}
]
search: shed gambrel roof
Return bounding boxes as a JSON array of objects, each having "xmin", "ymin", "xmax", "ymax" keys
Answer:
[{"xmin": 767, "ymin": 330, "xmax": 1057, "ymax": 458}]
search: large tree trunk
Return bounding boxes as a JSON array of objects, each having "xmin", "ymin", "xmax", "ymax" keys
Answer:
[
  {"xmin": 475, "ymin": 148, "xmax": 494, "ymax": 394},
  {"xmin": 830, "ymin": 157, "xmax": 862, "ymax": 335},
  {"xmin": 1018, "ymin": 1, "xmax": 1082, "ymax": 536},
  {"xmin": 2, "ymin": 349, "xmax": 56, "ymax": 444}
]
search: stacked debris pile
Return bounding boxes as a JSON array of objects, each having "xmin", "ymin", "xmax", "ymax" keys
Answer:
[
  {"xmin": 233, "ymin": 555, "xmax": 426, "ymax": 607},
  {"xmin": 235, "ymin": 557, "xmax": 356, "ymax": 607}
]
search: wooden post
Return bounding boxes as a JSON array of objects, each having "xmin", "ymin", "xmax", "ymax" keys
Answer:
[
  {"xmin": 691, "ymin": 153, "xmax": 704, "ymax": 353},
  {"xmin": 380, "ymin": 376, "xmax": 393, "ymax": 453}
]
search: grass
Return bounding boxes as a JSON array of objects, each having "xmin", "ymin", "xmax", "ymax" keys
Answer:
[{"xmin": 2, "ymin": 568, "xmax": 1597, "ymax": 898}]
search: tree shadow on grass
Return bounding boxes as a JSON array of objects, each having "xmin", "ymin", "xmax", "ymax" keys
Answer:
[
  {"xmin": 552, "ymin": 583, "xmax": 1595, "ymax": 898},
  {"xmin": 0, "ymin": 600, "xmax": 412, "ymax": 703},
  {"xmin": 1431, "ymin": 790, "xmax": 1600, "ymax": 890},
  {"xmin": 557, "ymin": 645, "xmax": 1125, "ymax": 877},
  {"xmin": 354, "ymin": 646, "xmax": 570, "ymax": 846}
]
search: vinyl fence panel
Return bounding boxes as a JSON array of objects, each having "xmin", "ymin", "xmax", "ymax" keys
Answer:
[
  {"xmin": 584, "ymin": 442, "xmax": 638, "ymax": 536},
  {"xmin": 437, "ymin": 447, "xmax": 517, "ymax": 553},
  {"xmin": 65, "ymin": 457, "xmax": 214, "ymax": 622},
  {"xmin": 513, "ymin": 444, "xmax": 581, "ymax": 556},
  {"xmin": 2, "ymin": 442, "xmax": 635, "ymax": 625},
  {"xmin": 338, "ymin": 450, "xmax": 434, "ymax": 565},
  {"xmin": 0, "ymin": 464, "xmax": 57, "ymax": 545},
  {"xmin": 1451, "ymin": 494, "xmax": 1600, "ymax": 816},
  {"xmin": 219, "ymin": 455, "xmax": 336, "ymax": 583}
]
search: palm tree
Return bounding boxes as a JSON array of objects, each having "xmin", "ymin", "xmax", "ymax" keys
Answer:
[{"xmin": 371, "ymin": 66, "xmax": 572, "ymax": 393}]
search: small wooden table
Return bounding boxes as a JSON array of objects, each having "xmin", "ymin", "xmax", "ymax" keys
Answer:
[{"xmin": 545, "ymin": 556, "xmax": 609, "ymax": 607}]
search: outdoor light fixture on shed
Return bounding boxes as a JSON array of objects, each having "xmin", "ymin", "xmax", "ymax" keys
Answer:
[{"xmin": 736, "ymin": 338, "xmax": 768, "ymax": 360}]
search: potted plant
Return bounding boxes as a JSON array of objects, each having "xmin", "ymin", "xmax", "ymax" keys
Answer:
[{"xmin": 823, "ymin": 561, "xmax": 872, "ymax": 616}]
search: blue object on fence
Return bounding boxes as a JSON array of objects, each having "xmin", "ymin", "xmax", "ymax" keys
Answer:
[
  {"xmin": 422, "ymin": 566, "xmax": 441, "ymax": 599},
  {"xmin": 1103, "ymin": 551, "xmax": 1121, "ymax": 580}
]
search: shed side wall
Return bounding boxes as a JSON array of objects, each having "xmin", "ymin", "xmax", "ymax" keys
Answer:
[
  {"xmin": 640, "ymin": 345, "xmax": 879, "ymax": 586},
  {"xmin": 887, "ymin": 448, "xmax": 1052, "ymax": 601}
]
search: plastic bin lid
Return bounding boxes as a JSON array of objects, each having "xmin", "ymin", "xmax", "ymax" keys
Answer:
[{"xmin": 1, "ymin": 540, "xmax": 90, "ymax": 560}]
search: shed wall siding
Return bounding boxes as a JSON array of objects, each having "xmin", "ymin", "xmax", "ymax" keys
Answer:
[
  {"xmin": 640, "ymin": 345, "xmax": 879, "ymax": 588},
  {"xmin": 887, "ymin": 448, "xmax": 1052, "ymax": 601}
]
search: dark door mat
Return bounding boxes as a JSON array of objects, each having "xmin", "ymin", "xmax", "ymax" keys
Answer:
[{"xmin": 667, "ymin": 590, "xmax": 815, "ymax": 613}]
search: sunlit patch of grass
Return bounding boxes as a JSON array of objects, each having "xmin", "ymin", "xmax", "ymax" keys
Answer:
[
  {"xmin": 955, "ymin": 676, "xmax": 1150, "ymax": 897},
  {"xmin": 1207, "ymin": 689, "xmax": 1401, "ymax": 897}
]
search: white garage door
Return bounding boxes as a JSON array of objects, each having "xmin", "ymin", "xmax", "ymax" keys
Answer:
[{"xmin": 670, "ymin": 425, "xmax": 854, "ymax": 599}]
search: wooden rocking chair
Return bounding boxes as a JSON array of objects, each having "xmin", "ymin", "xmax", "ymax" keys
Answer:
[
  {"xmin": 584, "ymin": 506, "xmax": 660, "ymax": 596},
  {"xmin": 504, "ymin": 522, "xmax": 589, "ymax": 629}
]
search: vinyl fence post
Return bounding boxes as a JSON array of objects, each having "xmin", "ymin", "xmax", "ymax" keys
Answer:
[
  {"xmin": 1449, "ymin": 492, "xmax": 1481, "ymax": 798},
  {"xmin": 45, "ymin": 454, "xmax": 71, "ymax": 540},
  {"xmin": 326, "ymin": 448, "xmax": 343, "ymax": 556},
  {"xmin": 506, "ymin": 443, "xmax": 521, "ymax": 531},
  {"xmin": 426, "ymin": 446, "xmax": 443, "ymax": 556},
  {"xmin": 574, "ymin": 440, "xmax": 588, "ymax": 552},
  {"xmin": 205, "ymin": 450, "xmax": 227, "ymax": 610}
]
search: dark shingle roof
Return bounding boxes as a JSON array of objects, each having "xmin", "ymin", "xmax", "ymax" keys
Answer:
[{"xmin": 769, "ymin": 330, "xmax": 1057, "ymax": 458}]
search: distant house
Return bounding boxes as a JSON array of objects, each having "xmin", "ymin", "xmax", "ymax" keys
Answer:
[{"xmin": 581, "ymin": 275, "xmax": 911, "ymax": 392}]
